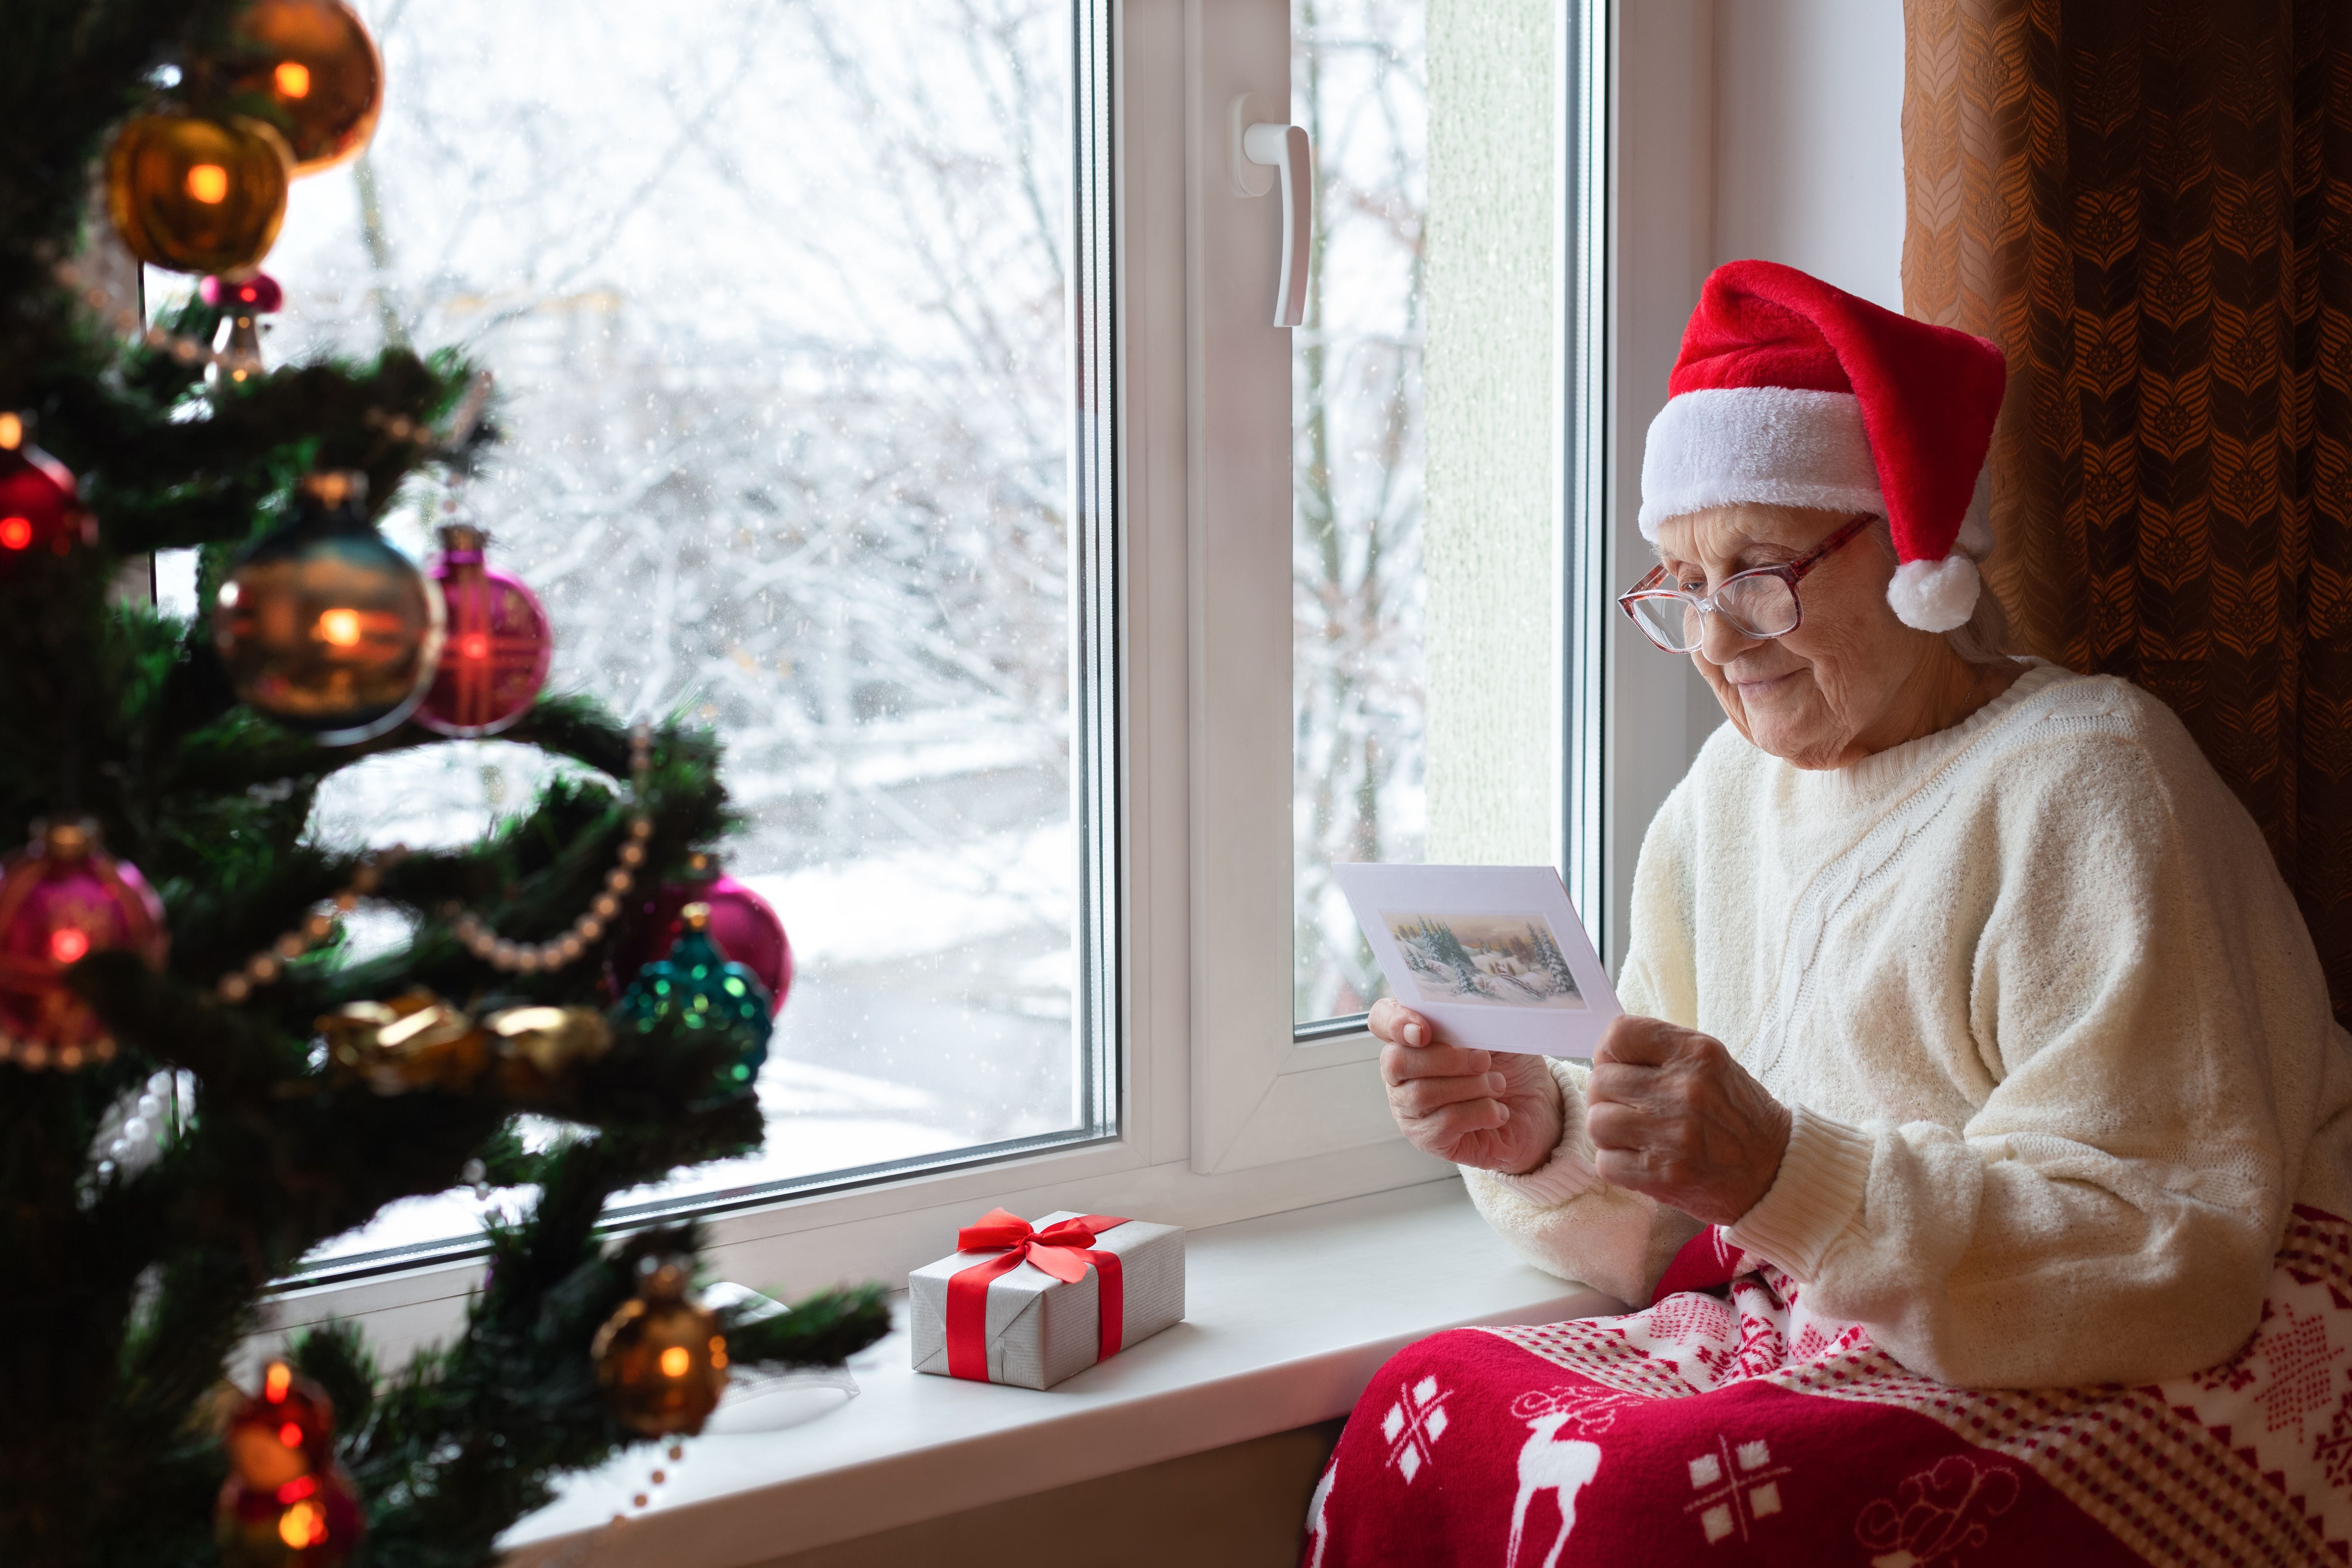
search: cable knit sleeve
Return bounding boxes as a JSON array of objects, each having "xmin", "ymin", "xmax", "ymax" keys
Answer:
[
  {"xmin": 1462, "ymin": 784, "xmax": 1706, "ymax": 1307},
  {"xmin": 1724, "ymin": 714, "xmax": 2351, "ymax": 1388}
]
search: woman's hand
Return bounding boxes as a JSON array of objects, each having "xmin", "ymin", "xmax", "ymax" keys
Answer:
[
  {"xmin": 1371, "ymin": 998, "xmax": 1565, "ymax": 1175},
  {"xmin": 1585, "ymin": 1015, "xmax": 1791, "ymax": 1225}
]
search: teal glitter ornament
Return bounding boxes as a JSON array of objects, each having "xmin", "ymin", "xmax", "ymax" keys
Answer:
[{"xmin": 619, "ymin": 901, "xmax": 771, "ymax": 1086}]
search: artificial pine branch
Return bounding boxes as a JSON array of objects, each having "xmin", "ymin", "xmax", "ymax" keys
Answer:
[{"xmin": 0, "ymin": 5, "xmax": 891, "ymax": 1563}]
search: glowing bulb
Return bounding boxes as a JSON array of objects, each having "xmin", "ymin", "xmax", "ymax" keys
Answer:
[
  {"xmin": 658, "ymin": 1346, "xmax": 691, "ymax": 1378},
  {"xmin": 264, "ymin": 1362, "xmax": 292, "ymax": 1401},
  {"xmin": 48, "ymin": 928, "xmax": 90, "ymax": 964},
  {"xmin": 185, "ymin": 164, "xmax": 230, "ymax": 204},
  {"xmin": 0, "ymin": 518, "xmax": 29, "ymax": 550},
  {"xmin": 459, "ymin": 633, "xmax": 490, "ymax": 660},
  {"xmin": 278, "ymin": 1499, "xmax": 326, "ymax": 1549},
  {"xmin": 0, "ymin": 413, "xmax": 19, "ymax": 449},
  {"xmin": 274, "ymin": 61, "xmax": 312, "ymax": 98},
  {"xmin": 279, "ymin": 1421, "xmax": 304, "ymax": 1449},
  {"xmin": 316, "ymin": 608, "xmax": 362, "ymax": 647}
]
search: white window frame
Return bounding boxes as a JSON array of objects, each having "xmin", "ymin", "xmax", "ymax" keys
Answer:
[{"xmin": 266, "ymin": 0, "xmax": 1656, "ymax": 1351}]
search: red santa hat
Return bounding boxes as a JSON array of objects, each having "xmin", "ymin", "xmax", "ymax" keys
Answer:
[{"xmin": 1638, "ymin": 260, "xmax": 2008, "ymax": 633}]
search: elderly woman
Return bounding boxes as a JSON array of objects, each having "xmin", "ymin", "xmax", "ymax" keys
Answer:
[{"xmin": 1303, "ymin": 263, "xmax": 2352, "ymax": 1568}]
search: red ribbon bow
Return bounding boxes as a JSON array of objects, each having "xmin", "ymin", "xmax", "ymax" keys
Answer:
[{"xmin": 944, "ymin": 1208, "xmax": 1128, "ymax": 1382}]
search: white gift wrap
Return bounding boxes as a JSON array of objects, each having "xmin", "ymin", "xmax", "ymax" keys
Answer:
[{"xmin": 909, "ymin": 1212, "xmax": 1185, "ymax": 1389}]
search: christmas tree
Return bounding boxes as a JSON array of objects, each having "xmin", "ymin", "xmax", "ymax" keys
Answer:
[{"xmin": 0, "ymin": 4, "xmax": 889, "ymax": 1564}]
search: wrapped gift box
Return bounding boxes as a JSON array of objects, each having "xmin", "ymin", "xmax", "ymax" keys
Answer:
[{"xmin": 910, "ymin": 1209, "xmax": 1185, "ymax": 1389}]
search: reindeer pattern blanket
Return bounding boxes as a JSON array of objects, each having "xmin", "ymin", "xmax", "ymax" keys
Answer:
[{"xmin": 1303, "ymin": 1210, "xmax": 2352, "ymax": 1567}]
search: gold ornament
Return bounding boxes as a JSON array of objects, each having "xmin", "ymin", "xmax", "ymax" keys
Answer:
[
  {"xmin": 227, "ymin": 0, "xmax": 385, "ymax": 175},
  {"xmin": 105, "ymin": 113, "xmax": 290, "ymax": 275},
  {"xmin": 317, "ymin": 989, "xmax": 487, "ymax": 1093},
  {"xmin": 592, "ymin": 1258, "xmax": 730, "ymax": 1437},
  {"xmin": 212, "ymin": 471, "xmax": 445, "ymax": 743},
  {"xmin": 485, "ymin": 1004, "xmax": 612, "ymax": 1099}
]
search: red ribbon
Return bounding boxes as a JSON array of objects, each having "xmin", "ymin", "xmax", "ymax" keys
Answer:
[{"xmin": 943, "ymin": 1208, "xmax": 1128, "ymax": 1382}]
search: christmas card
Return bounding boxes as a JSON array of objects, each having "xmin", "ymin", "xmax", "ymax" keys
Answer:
[{"xmin": 1333, "ymin": 864, "xmax": 1620, "ymax": 1059}]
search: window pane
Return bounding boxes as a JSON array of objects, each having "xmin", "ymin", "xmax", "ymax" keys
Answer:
[
  {"xmin": 196, "ymin": 0, "xmax": 1102, "ymax": 1271},
  {"xmin": 1292, "ymin": 0, "xmax": 1428, "ymax": 1023}
]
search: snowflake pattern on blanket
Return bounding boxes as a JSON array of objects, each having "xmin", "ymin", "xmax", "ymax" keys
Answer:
[{"xmin": 1304, "ymin": 1207, "xmax": 2352, "ymax": 1567}]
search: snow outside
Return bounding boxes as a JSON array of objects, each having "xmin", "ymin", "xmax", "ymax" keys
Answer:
[{"xmin": 151, "ymin": 0, "xmax": 1424, "ymax": 1267}]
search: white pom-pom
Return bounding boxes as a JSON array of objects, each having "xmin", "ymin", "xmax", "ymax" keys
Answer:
[{"xmin": 1886, "ymin": 554, "xmax": 1980, "ymax": 633}]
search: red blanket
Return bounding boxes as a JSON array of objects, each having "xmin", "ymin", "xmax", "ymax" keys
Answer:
[{"xmin": 1305, "ymin": 1208, "xmax": 2352, "ymax": 1566}]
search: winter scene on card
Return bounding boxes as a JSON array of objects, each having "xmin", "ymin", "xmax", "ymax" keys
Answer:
[{"xmin": 1383, "ymin": 912, "xmax": 1584, "ymax": 1010}]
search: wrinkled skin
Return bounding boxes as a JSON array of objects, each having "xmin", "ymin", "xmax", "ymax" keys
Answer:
[
  {"xmin": 1375, "ymin": 504, "xmax": 2020, "ymax": 1221},
  {"xmin": 1661, "ymin": 504, "xmax": 2018, "ymax": 770}
]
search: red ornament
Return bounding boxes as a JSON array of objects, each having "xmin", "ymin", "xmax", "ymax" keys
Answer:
[
  {"xmin": 0, "ymin": 821, "xmax": 169, "ymax": 1070},
  {"xmin": 202, "ymin": 270, "xmax": 284, "ymax": 384},
  {"xmin": 215, "ymin": 1361, "xmax": 365, "ymax": 1568},
  {"xmin": 0, "ymin": 443, "xmax": 96, "ymax": 560},
  {"xmin": 201, "ymin": 271, "xmax": 286, "ymax": 312},
  {"xmin": 412, "ymin": 525, "xmax": 551, "ymax": 738},
  {"xmin": 616, "ymin": 868, "xmax": 792, "ymax": 1015}
]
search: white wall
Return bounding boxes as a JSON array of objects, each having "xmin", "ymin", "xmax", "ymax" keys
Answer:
[
  {"xmin": 1710, "ymin": 0, "xmax": 1906, "ymax": 308},
  {"xmin": 1603, "ymin": 0, "xmax": 1905, "ymax": 963}
]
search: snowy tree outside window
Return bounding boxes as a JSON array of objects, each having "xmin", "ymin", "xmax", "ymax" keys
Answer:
[{"xmin": 151, "ymin": 0, "xmax": 1098, "ymax": 1268}]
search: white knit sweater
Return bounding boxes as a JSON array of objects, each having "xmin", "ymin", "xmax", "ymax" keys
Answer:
[{"xmin": 1465, "ymin": 662, "xmax": 2352, "ymax": 1388}]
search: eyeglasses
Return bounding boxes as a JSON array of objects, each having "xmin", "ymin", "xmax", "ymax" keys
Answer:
[{"xmin": 1617, "ymin": 514, "xmax": 1876, "ymax": 654}]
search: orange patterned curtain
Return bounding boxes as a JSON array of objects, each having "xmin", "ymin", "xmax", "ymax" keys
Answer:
[{"xmin": 1903, "ymin": 0, "xmax": 2352, "ymax": 1023}]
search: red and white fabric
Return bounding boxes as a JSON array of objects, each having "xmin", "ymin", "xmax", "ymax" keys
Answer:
[
  {"xmin": 1303, "ymin": 1211, "xmax": 2352, "ymax": 1567},
  {"xmin": 1640, "ymin": 261, "xmax": 2008, "ymax": 633}
]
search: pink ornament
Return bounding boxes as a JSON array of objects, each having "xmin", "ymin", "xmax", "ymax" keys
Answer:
[
  {"xmin": 200, "ymin": 271, "xmax": 284, "ymax": 312},
  {"xmin": 617, "ymin": 871, "xmax": 792, "ymax": 1015},
  {"xmin": 413, "ymin": 525, "xmax": 552, "ymax": 738},
  {"xmin": 0, "ymin": 821, "xmax": 169, "ymax": 1068}
]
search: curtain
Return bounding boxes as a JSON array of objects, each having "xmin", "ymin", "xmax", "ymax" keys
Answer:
[{"xmin": 1902, "ymin": 0, "xmax": 2352, "ymax": 1024}]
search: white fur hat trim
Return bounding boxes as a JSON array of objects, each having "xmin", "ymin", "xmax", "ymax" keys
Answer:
[
  {"xmin": 1886, "ymin": 553, "xmax": 1981, "ymax": 632},
  {"xmin": 1638, "ymin": 387, "xmax": 1884, "ymax": 540}
]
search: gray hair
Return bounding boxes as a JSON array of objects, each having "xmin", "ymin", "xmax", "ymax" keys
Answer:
[{"xmin": 1869, "ymin": 518, "xmax": 2017, "ymax": 667}]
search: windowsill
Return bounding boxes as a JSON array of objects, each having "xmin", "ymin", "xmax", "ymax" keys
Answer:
[{"xmin": 502, "ymin": 1179, "xmax": 1619, "ymax": 1566}]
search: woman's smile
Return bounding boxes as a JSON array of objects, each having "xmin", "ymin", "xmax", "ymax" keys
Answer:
[{"xmin": 1730, "ymin": 667, "xmax": 1799, "ymax": 698}]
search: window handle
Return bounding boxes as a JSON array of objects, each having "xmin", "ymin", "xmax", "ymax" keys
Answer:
[{"xmin": 1241, "ymin": 120, "xmax": 1313, "ymax": 328}]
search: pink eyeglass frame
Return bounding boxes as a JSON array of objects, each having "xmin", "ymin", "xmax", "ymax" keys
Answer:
[{"xmin": 1616, "ymin": 514, "xmax": 1877, "ymax": 652}]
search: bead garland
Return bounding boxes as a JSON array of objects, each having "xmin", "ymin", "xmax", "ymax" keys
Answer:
[
  {"xmin": 94, "ymin": 1068, "xmax": 188, "ymax": 1181},
  {"xmin": 214, "ymin": 847, "xmax": 407, "ymax": 1003},
  {"xmin": 212, "ymin": 726, "xmax": 651, "ymax": 1001},
  {"xmin": 449, "ymin": 723, "xmax": 653, "ymax": 975},
  {"xmin": 0, "ymin": 1028, "xmax": 117, "ymax": 1071},
  {"xmin": 530, "ymin": 1439, "xmax": 692, "ymax": 1568}
]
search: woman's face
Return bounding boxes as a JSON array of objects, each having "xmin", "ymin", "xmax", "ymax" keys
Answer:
[{"xmin": 1652, "ymin": 504, "xmax": 1953, "ymax": 770}]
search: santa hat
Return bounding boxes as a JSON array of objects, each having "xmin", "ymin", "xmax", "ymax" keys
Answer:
[{"xmin": 1638, "ymin": 260, "xmax": 2008, "ymax": 633}]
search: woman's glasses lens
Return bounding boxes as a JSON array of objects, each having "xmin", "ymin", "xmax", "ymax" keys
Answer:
[
  {"xmin": 1716, "ymin": 574, "xmax": 1799, "ymax": 637},
  {"xmin": 1625, "ymin": 573, "xmax": 1801, "ymax": 652},
  {"xmin": 1629, "ymin": 594, "xmax": 1703, "ymax": 651}
]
